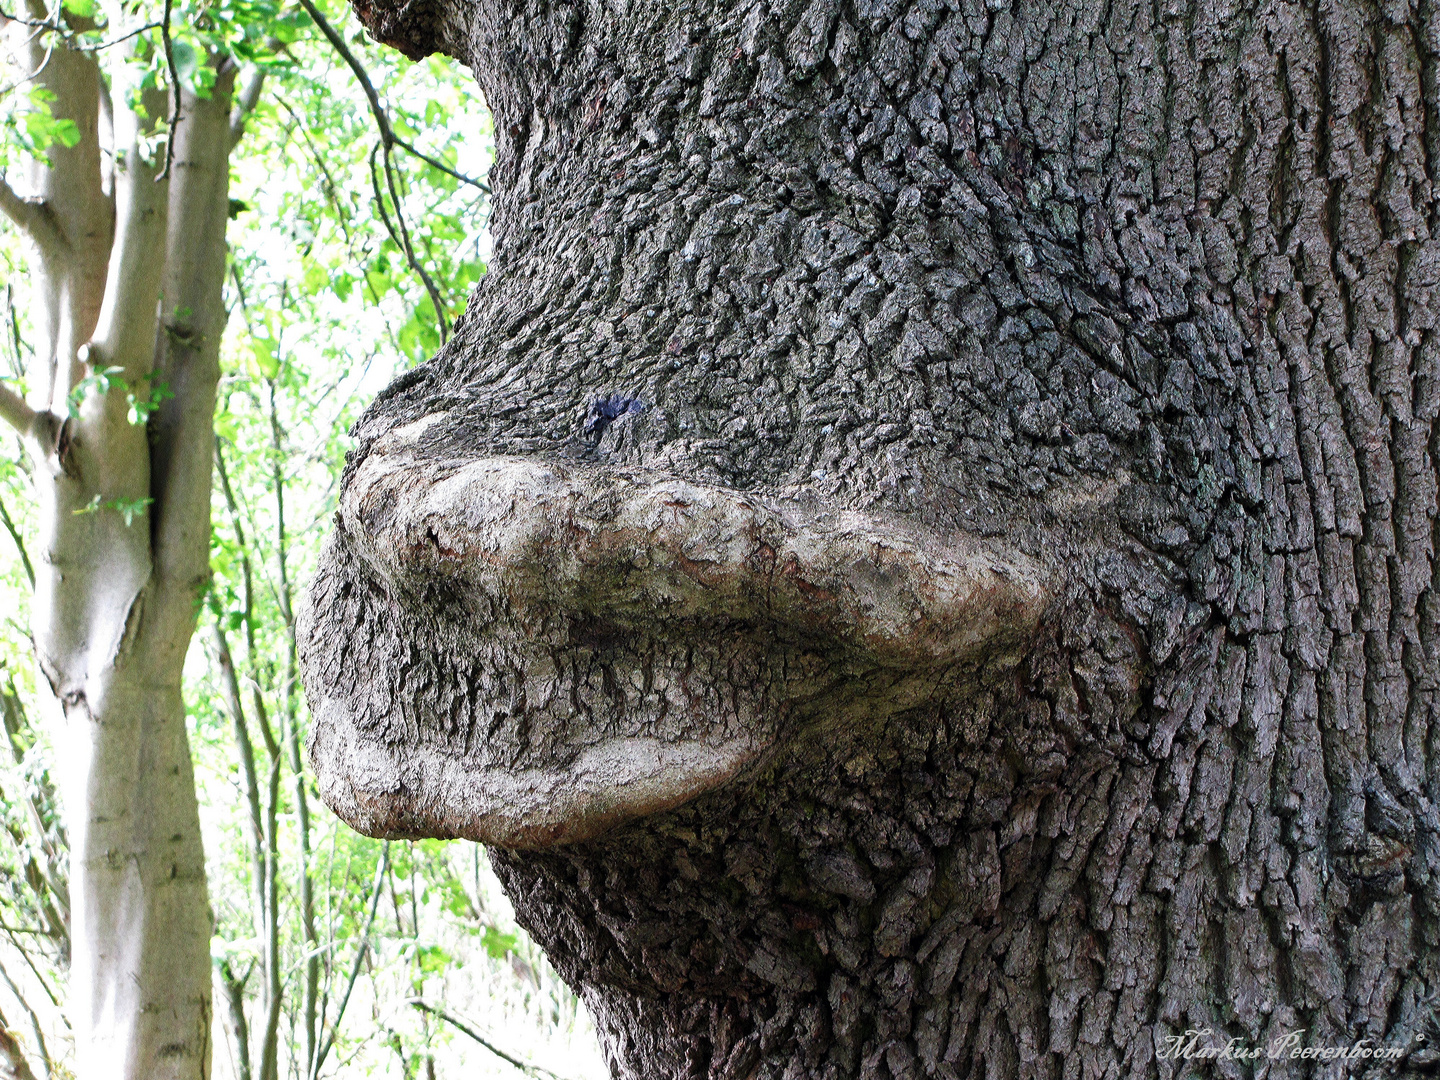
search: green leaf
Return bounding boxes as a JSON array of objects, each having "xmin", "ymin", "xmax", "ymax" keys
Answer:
[
  {"xmin": 22, "ymin": 88, "xmax": 83, "ymax": 156},
  {"xmin": 127, "ymin": 380, "xmax": 174, "ymax": 425},
  {"xmin": 249, "ymin": 337, "xmax": 280, "ymax": 380},
  {"xmin": 415, "ymin": 943, "xmax": 451, "ymax": 974},
  {"xmin": 301, "ymin": 259, "xmax": 330, "ymax": 295},
  {"xmin": 52, "ymin": 120, "xmax": 82, "ymax": 149},
  {"xmin": 112, "ymin": 497, "xmax": 152, "ymax": 526},
  {"xmin": 68, "ymin": 365, "xmax": 127, "ymax": 418},
  {"xmin": 481, "ymin": 926, "xmax": 517, "ymax": 960},
  {"xmin": 74, "ymin": 496, "xmax": 153, "ymax": 525}
]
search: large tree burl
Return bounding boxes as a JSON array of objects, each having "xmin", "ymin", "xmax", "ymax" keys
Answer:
[{"xmin": 299, "ymin": 0, "xmax": 1440, "ymax": 1074}]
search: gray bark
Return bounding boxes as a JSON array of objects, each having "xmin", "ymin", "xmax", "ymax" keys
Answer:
[
  {"xmin": 301, "ymin": 0, "xmax": 1440, "ymax": 1075},
  {"xmin": 1, "ymin": 20, "xmax": 251, "ymax": 1077}
]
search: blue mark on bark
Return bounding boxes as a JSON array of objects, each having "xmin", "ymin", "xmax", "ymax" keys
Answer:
[{"xmin": 584, "ymin": 393, "xmax": 646, "ymax": 438}]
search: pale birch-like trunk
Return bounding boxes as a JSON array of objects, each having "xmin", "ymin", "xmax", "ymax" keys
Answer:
[{"xmin": 0, "ymin": 15, "xmax": 257, "ymax": 1079}]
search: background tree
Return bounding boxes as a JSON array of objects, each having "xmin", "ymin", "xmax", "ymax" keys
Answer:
[
  {"xmin": 0, "ymin": 12, "xmax": 247, "ymax": 1073},
  {"xmin": 300, "ymin": 0, "xmax": 1440, "ymax": 1075},
  {"xmin": 0, "ymin": 2, "xmax": 603, "ymax": 1078}
]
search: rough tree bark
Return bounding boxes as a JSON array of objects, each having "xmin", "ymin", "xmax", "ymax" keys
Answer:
[
  {"xmin": 1, "ymin": 19, "xmax": 257, "ymax": 1079},
  {"xmin": 302, "ymin": 0, "xmax": 1440, "ymax": 1075}
]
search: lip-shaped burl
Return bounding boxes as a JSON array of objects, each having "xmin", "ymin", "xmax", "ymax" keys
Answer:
[{"xmin": 300, "ymin": 421, "xmax": 1054, "ymax": 848}]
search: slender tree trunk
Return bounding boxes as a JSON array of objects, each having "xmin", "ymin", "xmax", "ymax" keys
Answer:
[
  {"xmin": 214, "ymin": 437, "xmax": 284, "ymax": 1080},
  {"xmin": 268, "ymin": 390, "xmax": 321, "ymax": 1076},
  {"xmin": 57, "ymin": 71, "xmax": 233, "ymax": 1080},
  {"xmin": 216, "ymin": 962, "xmax": 253, "ymax": 1080},
  {"xmin": 1, "ymin": 22, "xmax": 251, "ymax": 1078},
  {"xmin": 211, "ymin": 619, "xmax": 274, "ymax": 1079}
]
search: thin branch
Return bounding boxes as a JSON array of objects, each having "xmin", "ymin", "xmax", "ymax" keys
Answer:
[
  {"xmin": 0, "ymin": 383, "xmax": 36, "ymax": 436},
  {"xmin": 0, "ymin": 40, "xmax": 55, "ymax": 97},
  {"xmin": 369, "ymin": 143, "xmax": 449, "ymax": 341},
  {"xmin": 381, "ymin": 141, "xmax": 448, "ymax": 337},
  {"xmin": 0, "ymin": 5, "xmax": 51, "ymax": 27},
  {"xmin": 0, "ymin": 934, "xmax": 56, "ymax": 1014},
  {"xmin": 0, "ymin": 5, "xmax": 156, "ymax": 46},
  {"xmin": 2, "ymin": 0, "xmax": 58, "ymax": 59},
  {"xmin": 156, "ymin": 0, "xmax": 181, "ymax": 181},
  {"xmin": 294, "ymin": 0, "xmax": 390, "ymax": 143},
  {"xmin": 310, "ymin": 842, "xmax": 389, "ymax": 1080},
  {"xmin": 299, "ymin": 0, "xmax": 452, "ymax": 341},
  {"xmin": 229, "ymin": 67, "xmax": 266, "ymax": 145},
  {"xmin": 0, "ymin": 493, "xmax": 34, "ymax": 587},
  {"xmin": 215, "ymin": 960, "xmax": 253, "ymax": 1080},
  {"xmin": 366, "ymin": 149, "xmax": 402, "ymax": 261},
  {"xmin": 209, "ymin": 616, "xmax": 266, "ymax": 937},
  {"xmin": 0, "ymin": 1020, "xmax": 39, "ymax": 1080},
  {"xmin": 0, "ymin": 176, "xmax": 62, "ymax": 253},
  {"xmin": 273, "ymin": 94, "xmax": 353, "ymax": 243},
  {"xmin": 266, "ymin": 384, "xmax": 321, "ymax": 1077},
  {"xmin": 0, "ymin": 689, "xmax": 68, "ymax": 942},
  {"xmin": 408, "ymin": 1001, "xmax": 573, "ymax": 1080},
  {"xmin": 3, "ymin": 286, "xmax": 23, "ymax": 379},
  {"xmin": 393, "ymin": 136, "xmax": 489, "ymax": 193},
  {"xmin": 85, "ymin": 20, "xmax": 161, "ymax": 50},
  {"xmin": 0, "ymin": 959, "xmax": 49, "ymax": 1079}
]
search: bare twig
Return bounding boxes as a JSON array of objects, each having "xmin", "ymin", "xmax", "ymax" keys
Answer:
[
  {"xmin": 294, "ymin": 0, "xmax": 389, "ymax": 142},
  {"xmin": 366, "ymin": 145, "xmax": 399, "ymax": 240},
  {"xmin": 156, "ymin": 0, "xmax": 181, "ymax": 181},
  {"xmin": 0, "ymin": 492, "xmax": 35, "ymax": 586},
  {"xmin": 209, "ymin": 617, "xmax": 265, "ymax": 933},
  {"xmin": 3, "ymin": 286, "xmax": 23, "ymax": 378},
  {"xmin": 381, "ymin": 143, "xmax": 449, "ymax": 339},
  {"xmin": 0, "ymin": 40, "xmax": 53, "ymax": 96},
  {"xmin": 298, "ymin": 0, "xmax": 454, "ymax": 340},
  {"xmin": 393, "ymin": 136, "xmax": 489, "ymax": 193},
  {"xmin": 0, "ymin": 5, "xmax": 157, "ymax": 47},
  {"xmin": 274, "ymin": 95, "xmax": 352, "ymax": 243},
  {"xmin": 86, "ymin": 20, "xmax": 162, "ymax": 50},
  {"xmin": 0, "ymin": 931, "xmax": 58, "ymax": 1013},
  {"xmin": 368, "ymin": 143, "xmax": 449, "ymax": 340},
  {"xmin": 310, "ymin": 842, "xmax": 389, "ymax": 1079},
  {"xmin": 409, "ymin": 1001, "xmax": 574, "ymax": 1079},
  {"xmin": 0, "ymin": 176, "xmax": 62, "ymax": 253},
  {"xmin": 262, "ymin": 385, "xmax": 322, "ymax": 1079},
  {"xmin": 0, "ymin": 5, "xmax": 51, "ymax": 27},
  {"xmin": 213, "ymin": 432, "xmax": 285, "ymax": 1080}
]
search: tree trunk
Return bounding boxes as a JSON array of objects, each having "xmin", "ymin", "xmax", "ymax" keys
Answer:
[
  {"xmin": 2, "ymin": 22, "xmax": 248, "ymax": 1079},
  {"xmin": 303, "ymin": 0, "xmax": 1440, "ymax": 1075}
]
